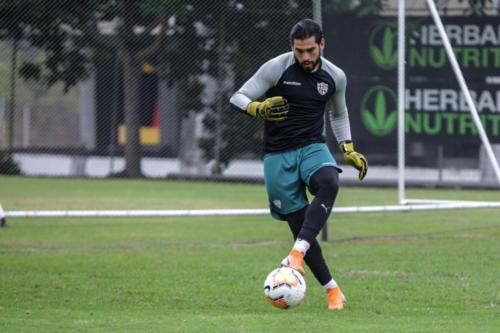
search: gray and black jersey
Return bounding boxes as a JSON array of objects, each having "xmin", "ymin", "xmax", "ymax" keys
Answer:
[{"xmin": 230, "ymin": 51, "xmax": 352, "ymax": 153}]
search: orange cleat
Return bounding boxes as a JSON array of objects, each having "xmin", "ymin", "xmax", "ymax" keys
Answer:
[
  {"xmin": 280, "ymin": 249, "xmax": 305, "ymax": 276},
  {"xmin": 327, "ymin": 287, "xmax": 346, "ymax": 310}
]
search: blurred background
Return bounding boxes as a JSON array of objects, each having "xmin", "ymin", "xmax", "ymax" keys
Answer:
[{"xmin": 0, "ymin": 0, "xmax": 499, "ymax": 187}]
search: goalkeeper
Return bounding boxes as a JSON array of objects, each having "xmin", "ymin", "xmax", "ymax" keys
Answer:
[{"xmin": 229, "ymin": 19, "xmax": 367, "ymax": 311}]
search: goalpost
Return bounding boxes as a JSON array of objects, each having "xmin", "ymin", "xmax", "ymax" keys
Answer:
[
  {"xmin": 2, "ymin": 0, "xmax": 500, "ymax": 228},
  {"xmin": 397, "ymin": 0, "xmax": 500, "ymax": 207}
]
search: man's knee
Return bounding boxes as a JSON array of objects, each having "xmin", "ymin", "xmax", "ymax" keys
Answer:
[
  {"xmin": 310, "ymin": 167, "xmax": 339, "ymax": 199},
  {"xmin": 321, "ymin": 173, "xmax": 339, "ymax": 197}
]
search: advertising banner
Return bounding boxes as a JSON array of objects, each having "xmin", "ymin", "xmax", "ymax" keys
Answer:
[{"xmin": 323, "ymin": 16, "xmax": 500, "ymax": 148}]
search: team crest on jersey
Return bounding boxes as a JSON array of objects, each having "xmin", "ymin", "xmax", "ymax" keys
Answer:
[{"xmin": 317, "ymin": 82, "xmax": 328, "ymax": 95}]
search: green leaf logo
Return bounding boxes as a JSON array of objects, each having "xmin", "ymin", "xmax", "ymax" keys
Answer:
[
  {"xmin": 369, "ymin": 24, "xmax": 398, "ymax": 70},
  {"xmin": 361, "ymin": 86, "xmax": 397, "ymax": 136}
]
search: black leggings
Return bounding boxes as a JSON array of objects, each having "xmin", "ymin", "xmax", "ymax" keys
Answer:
[{"xmin": 285, "ymin": 166, "xmax": 339, "ymax": 285}]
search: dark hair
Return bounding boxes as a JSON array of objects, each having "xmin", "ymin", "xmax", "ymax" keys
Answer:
[{"xmin": 289, "ymin": 19, "xmax": 323, "ymax": 44}]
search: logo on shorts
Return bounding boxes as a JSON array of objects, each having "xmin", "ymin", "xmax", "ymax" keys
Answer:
[
  {"xmin": 317, "ymin": 82, "xmax": 328, "ymax": 95},
  {"xmin": 273, "ymin": 200, "xmax": 282, "ymax": 209}
]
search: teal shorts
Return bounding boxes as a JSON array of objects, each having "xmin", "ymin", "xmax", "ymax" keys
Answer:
[{"xmin": 263, "ymin": 143, "xmax": 341, "ymax": 221}]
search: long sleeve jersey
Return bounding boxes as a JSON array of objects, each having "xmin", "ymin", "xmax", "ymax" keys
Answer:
[{"xmin": 230, "ymin": 51, "xmax": 352, "ymax": 153}]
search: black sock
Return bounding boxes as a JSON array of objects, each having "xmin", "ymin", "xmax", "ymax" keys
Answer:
[{"xmin": 286, "ymin": 206, "xmax": 333, "ymax": 285}]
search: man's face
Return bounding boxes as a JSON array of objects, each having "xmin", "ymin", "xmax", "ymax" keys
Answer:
[{"xmin": 291, "ymin": 36, "xmax": 325, "ymax": 71}]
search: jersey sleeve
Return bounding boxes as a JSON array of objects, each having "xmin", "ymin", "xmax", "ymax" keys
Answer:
[
  {"xmin": 326, "ymin": 68, "xmax": 352, "ymax": 143},
  {"xmin": 229, "ymin": 57, "xmax": 284, "ymax": 112}
]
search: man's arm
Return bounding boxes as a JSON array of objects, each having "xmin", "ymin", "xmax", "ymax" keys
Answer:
[
  {"xmin": 326, "ymin": 69, "xmax": 351, "ymax": 143},
  {"xmin": 230, "ymin": 57, "xmax": 280, "ymax": 110},
  {"xmin": 327, "ymin": 69, "xmax": 368, "ymax": 180},
  {"xmin": 230, "ymin": 56, "xmax": 289, "ymax": 122}
]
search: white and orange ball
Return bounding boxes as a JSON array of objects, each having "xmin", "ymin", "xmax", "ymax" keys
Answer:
[{"xmin": 263, "ymin": 267, "xmax": 306, "ymax": 309}]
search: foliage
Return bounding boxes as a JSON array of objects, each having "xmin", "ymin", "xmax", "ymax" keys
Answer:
[
  {"xmin": 0, "ymin": 0, "xmax": 179, "ymax": 82},
  {"xmin": 323, "ymin": 0, "xmax": 386, "ymax": 15},
  {"xmin": 0, "ymin": 0, "xmax": 100, "ymax": 91},
  {"xmin": 0, "ymin": 151, "xmax": 21, "ymax": 175},
  {"xmin": 442, "ymin": 0, "xmax": 494, "ymax": 15}
]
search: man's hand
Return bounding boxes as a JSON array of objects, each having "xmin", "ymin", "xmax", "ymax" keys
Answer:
[
  {"xmin": 246, "ymin": 96, "xmax": 289, "ymax": 122},
  {"xmin": 340, "ymin": 141, "xmax": 368, "ymax": 180}
]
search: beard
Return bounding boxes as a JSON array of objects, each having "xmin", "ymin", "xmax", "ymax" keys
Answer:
[{"xmin": 298, "ymin": 59, "xmax": 318, "ymax": 72}]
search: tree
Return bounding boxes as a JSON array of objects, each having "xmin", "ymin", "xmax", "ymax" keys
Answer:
[
  {"xmin": 323, "ymin": 0, "xmax": 386, "ymax": 15},
  {"xmin": 0, "ymin": 0, "xmax": 175, "ymax": 177}
]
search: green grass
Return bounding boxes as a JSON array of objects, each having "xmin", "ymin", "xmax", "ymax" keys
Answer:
[{"xmin": 0, "ymin": 176, "xmax": 499, "ymax": 332}]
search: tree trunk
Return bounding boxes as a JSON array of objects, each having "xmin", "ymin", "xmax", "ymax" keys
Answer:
[{"xmin": 121, "ymin": 51, "xmax": 142, "ymax": 178}]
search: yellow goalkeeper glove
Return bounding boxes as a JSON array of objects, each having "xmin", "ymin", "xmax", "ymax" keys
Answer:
[
  {"xmin": 246, "ymin": 96, "xmax": 289, "ymax": 122},
  {"xmin": 340, "ymin": 141, "xmax": 368, "ymax": 180}
]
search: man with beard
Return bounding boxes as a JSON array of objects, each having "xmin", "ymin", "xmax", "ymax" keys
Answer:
[{"xmin": 229, "ymin": 19, "xmax": 367, "ymax": 310}]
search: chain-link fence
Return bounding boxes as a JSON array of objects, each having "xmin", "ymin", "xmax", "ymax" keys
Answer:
[
  {"xmin": 1, "ymin": 0, "xmax": 499, "ymax": 186},
  {"xmin": 0, "ymin": 0, "xmax": 315, "ymax": 179}
]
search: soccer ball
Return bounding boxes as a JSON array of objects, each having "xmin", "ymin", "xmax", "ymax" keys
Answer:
[{"xmin": 263, "ymin": 267, "xmax": 306, "ymax": 309}]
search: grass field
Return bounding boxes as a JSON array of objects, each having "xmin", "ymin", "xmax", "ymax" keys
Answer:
[{"xmin": 0, "ymin": 176, "xmax": 499, "ymax": 332}]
